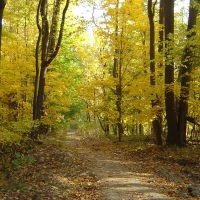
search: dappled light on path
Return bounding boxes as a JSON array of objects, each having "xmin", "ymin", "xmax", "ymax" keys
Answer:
[{"xmin": 66, "ymin": 131, "xmax": 172, "ymax": 200}]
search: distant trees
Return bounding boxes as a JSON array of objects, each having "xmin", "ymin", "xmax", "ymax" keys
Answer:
[{"xmin": 77, "ymin": 0, "xmax": 151, "ymax": 140}]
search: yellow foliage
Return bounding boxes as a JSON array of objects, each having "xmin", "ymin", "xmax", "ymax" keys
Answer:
[{"xmin": 0, "ymin": 127, "xmax": 22, "ymax": 144}]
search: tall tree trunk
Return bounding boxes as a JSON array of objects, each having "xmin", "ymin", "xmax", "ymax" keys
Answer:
[
  {"xmin": 116, "ymin": 58, "xmax": 123, "ymax": 142},
  {"xmin": 0, "ymin": 0, "xmax": 6, "ymax": 59},
  {"xmin": 112, "ymin": 0, "xmax": 123, "ymax": 142},
  {"xmin": 158, "ymin": 0, "xmax": 164, "ymax": 54},
  {"xmin": 102, "ymin": 87, "xmax": 110, "ymax": 135},
  {"xmin": 178, "ymin": 0, "xmax": 200, "ymax": 146},
  {"xmin": 32, "ymin": 0, "xmax": 69, "ymax": 139},
  {"xmin": 48, "ymin": 0, "xmax": 61, "ymax": 56},
  {"xmin": 113, "ymin": 48, "xmax": 123, "ymax": 141},
  {"xmin": 34, "ymin": 0, "xmax": 70, "ymax": 121},
  {"xmin": 164, "ymin": 0, "xmax": 179, "ymax": 145},
  {"xmin": 33, "ymin": 0, "xmax": 42, "ymax": 120},
  {"xmin": 148, "ymin": 0, "xmax": 163, "ymax": 145},
  {"xmin": 36, "ymin": 0, "xmax": 49, "ymax": 120}
]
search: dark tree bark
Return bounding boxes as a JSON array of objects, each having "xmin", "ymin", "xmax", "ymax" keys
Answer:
[
  {"xmin": 112, "ymin": 0, "xmax": 123, "ymax": 142},
  {"xmin": 158, "ymin": 0, "xmax": 164, "ymax": 54},
  {"xmin": 164, "ymin": 0, "xmax": 179, "ymax": 145},
  {"xmin": 33, "ymin": 0, "xmax": 70, "ymax": 122},
  {"xmin": 33, "ymin": 0, "xmax": 42, "ymax": 120},
  {"xmin": 148, "ymin": 0, "xmax": 163, "ymax": 145},
  {"xmin": 47, "ymin": 0, "xmax": 61, "ymax": 56},
  {"xmin": 116, "ymin": 55, "xmax": 123, "ymax": 142},
  {"xmin": 98, "ymin": 87, "xmax": 110, "ymax": 135},
  {"xmin": 113, "ymin": 48, "xmax": 124, "ymax": 142},
  {"xmin": 97, "ymin": 115, "xmax": 110, "ymax": 135},
  {"xmin": 178, "ymin": 0, "xmax": 200, "ymax": 146},
  {"xmin": 35, "ymin": 0, "xmax": 49, "ymax": 120},
  {"xmin": 0, "ymin": 0, "xmax": 6, "ymax": 59},
  {"xmin": 32, "ymin": 0, "xmax": 70, "ymax": 139}
]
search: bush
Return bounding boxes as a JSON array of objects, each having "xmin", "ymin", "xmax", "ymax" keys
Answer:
[{"xmin": 0, "ymin": 127, "xmax": 34, "ymax": 172}]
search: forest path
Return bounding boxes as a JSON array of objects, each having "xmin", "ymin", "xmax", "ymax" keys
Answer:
[
  {"xmin": 66, "ymin": 130, "xmax": 172, "ymax": 200},
  {"xmin": 1, "ymin": 129, "xmax": 197, "ymax": 199}
]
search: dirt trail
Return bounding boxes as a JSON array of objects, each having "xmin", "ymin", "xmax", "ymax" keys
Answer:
[{"xmin": 66, "ymin": 131, "xmax": 172, "ymax": 200}]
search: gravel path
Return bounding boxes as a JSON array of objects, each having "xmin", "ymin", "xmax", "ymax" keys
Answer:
[{"xmin": 66, "ymin": 131, "xmax": 173, "ymax": 200}]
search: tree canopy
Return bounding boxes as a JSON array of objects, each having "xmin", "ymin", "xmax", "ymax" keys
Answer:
[{"xmin": 1, "ymin": 0, "xmax": 200, "ymax": 150}]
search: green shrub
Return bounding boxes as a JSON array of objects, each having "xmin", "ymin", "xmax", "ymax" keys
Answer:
[{"xmin": 0, "ymin": 127, "xmax": 34, "ymax": 172}]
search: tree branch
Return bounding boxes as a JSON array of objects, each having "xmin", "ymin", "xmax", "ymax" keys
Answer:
[
  {"xmin": 46, "ymin": 0, "xmax": 70, "ymax": 66},
  {"xmin": 186, "ymin": 116, "xmax": 200, "ymax": 126}
]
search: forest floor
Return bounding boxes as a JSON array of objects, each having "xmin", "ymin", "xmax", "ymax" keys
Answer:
[{"xmin": 0, "ymin": 130, "xmax": 200, "ymax": 199}]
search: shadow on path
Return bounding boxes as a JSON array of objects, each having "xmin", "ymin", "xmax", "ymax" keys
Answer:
[{"xmin": 66, "ymin": 131, "xmax": 173, "ymax": 200}]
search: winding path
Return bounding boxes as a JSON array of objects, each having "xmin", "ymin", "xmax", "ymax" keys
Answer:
[{"xmin": 66, "ymin": 131, "xmax": 173, "ymax": 200}]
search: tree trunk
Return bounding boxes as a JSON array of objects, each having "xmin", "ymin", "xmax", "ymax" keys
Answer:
[
  {"xmin": 148, "ymin": 0, "xmax": 163, "ymax": 145},
  {"xmin": 0, "ymin": 0, "xmax": 6, "ymax": 59},
  {"xmin": 164, "ymin": 0, "xmax": 179, "ymax": 145},
  {"xmin": 33, "ymin": 0, "xmax": 42, "ymax": 120},
  {"xmin": 33, "ymin": 0, "xmax": 70, "ymax": 121},
  {"xmin": 178, "ymin": 0, "xmax": 200, "ymax": 146},
  {"xmin": 113, "ymin": 49, "xmax": 123, "ymax": 141},
  {"xmin": 112, "ymin": 0, "xmax": 123, "ymax": 142},
  {"xmin": 100, "ymin": 87, "xmax": 110, "ymax": 135},
  {"xmin": 36, "ymin": 0, "xmax": 49, "ymax": 120},
  {"xmin": 116, "ymin": 83, "xmax": 123, "ymax": 141},
  {"xmin": 139, "ymin": 124, "xmax": 143, "ymax": 134},
  {"xmin": 47, "ymin": 0, "xmax": 61, "ymax": 56},
  {"xmin": 158, "ymin": 0, "xmax": 164, "ymax": 54},
  {"xmin": 32, "ymin": 0, "xmax": 70, "ymax": 139}
]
